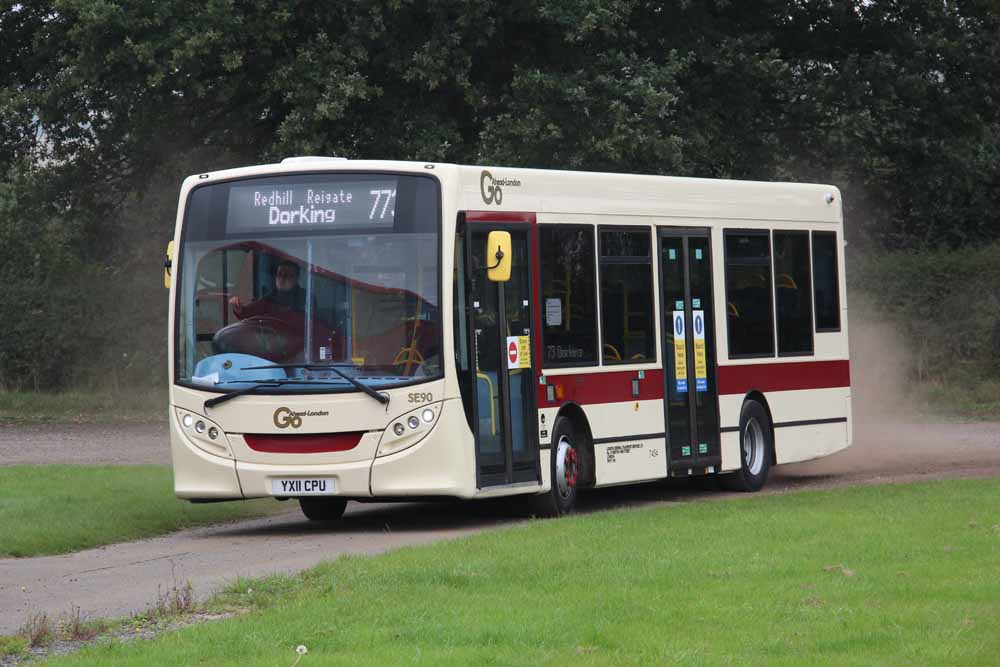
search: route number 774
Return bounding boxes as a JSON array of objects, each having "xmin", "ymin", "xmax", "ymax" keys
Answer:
[{"xmin": 369, "ymin": 189, "xmax": 396, "ymax": 220}]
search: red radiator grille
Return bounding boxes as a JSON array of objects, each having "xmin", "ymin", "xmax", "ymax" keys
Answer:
[{"xmin": 243, "ymin": 432, "xmax": 364, "ymax": 454}]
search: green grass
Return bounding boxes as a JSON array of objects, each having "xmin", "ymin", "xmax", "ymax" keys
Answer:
[
  {"xmin": 47, "ymin": 478, "xmax": 1000, "ymax": 666},
  {"xmin": 0, "ymin": 634, "xmax": 29, "ymax": 659},
  {"xmin": 0, "ymin": 465, "xmax": 286, "ymax": 557},
  {"xmin": 0, "ymin": 389, "xmax": 166, "ymax": 423}
]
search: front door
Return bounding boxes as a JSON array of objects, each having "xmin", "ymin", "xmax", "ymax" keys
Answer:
[
  {"xmin": 659, "ymin": 229, "xmax": 721, "ymax": 471},
  {"xmin": 464, "ymin": 225, "xmax": 540, "ymax": 487}
]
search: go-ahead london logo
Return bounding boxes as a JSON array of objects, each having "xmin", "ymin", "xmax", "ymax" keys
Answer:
[
  {"xmin": 273, "ymin": 407, "xmax": 330, "ymax": 429},
  {"xmin": 480, "ymin": 170, "xmax": 522, "ymax": 205}
]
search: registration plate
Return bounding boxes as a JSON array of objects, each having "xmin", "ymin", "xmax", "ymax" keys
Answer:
[{"xmin": 270, "ymin": 478, "xmax": 336, "ymax": 496}]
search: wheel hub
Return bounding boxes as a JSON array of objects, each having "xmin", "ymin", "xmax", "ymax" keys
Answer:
[
  {"xmin": 554, "ymin": 436, "xmax": 578, "ymax": 499},
  {"xmin": 743, "ymin": 417, "xmax": 765, "ymax": 476}
]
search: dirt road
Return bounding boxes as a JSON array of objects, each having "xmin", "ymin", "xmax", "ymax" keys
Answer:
[{"xmin": 0, "ymin": 419, "xmax": 997, "ymax": 635}]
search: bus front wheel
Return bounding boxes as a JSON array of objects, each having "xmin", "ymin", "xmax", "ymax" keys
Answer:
[
  {"xmin": 530, "ymin": 417, "xmax": 579, "ymax": 517},
  {"xmin": 299, "ymin": 497, "xmax": 348, "ymax": 521},
  {"xmin": 722, "ymin": 399, "xmax": 772, "ymax": 492}
]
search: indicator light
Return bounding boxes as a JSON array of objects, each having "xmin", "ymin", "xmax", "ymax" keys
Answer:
[
  {"xmin": 208, "ymin": 427, "xmax": 219, "ymax": 440},
  {"xmin": 421, "ymin": 408, "xmax": 434, "ymax": 423},
  {"xmin": 407, "ymin": 416, "xmax": 420, "ymax": 429},
  {"xmin": 195, "ymin": 421, "xmax": 206, "ymax": 434},
  {"xmin": 393, "ymin": 423, "xmax": 405, "ymax": 436}
]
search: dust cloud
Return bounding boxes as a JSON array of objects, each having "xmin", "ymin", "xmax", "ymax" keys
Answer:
[
  {"xmin": 847, "ymin": 298, "xmax": 916, "ymax": 425},
  {"xmin": 776, "ymin": 302, "xmax": 1000, "ymax": 480}
]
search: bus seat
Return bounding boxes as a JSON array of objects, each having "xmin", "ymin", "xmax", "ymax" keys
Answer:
[{"xmin": 775, "ymin": 273, "xmax": 798, "ymax": 290}]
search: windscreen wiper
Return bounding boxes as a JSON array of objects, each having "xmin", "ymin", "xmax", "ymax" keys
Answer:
[
  {"xmin": 240, "ymin": 363, "xmax": 390, "ymax": 405},
  {"xmin": 203, "ymin": 378, "xmax": 358, "ymax": 411}
]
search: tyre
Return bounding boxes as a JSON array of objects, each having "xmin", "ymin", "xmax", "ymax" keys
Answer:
[
  {"xmin": 299, "ymin": 497, "xmax": 348, "ymax": 521},
  {"xmin": 529, "ymin": 416, "xmax": 580, "ymax": 517},
  {"xmin": 721, "ymin": 399, "xmax": 772, "ymax": 492}
]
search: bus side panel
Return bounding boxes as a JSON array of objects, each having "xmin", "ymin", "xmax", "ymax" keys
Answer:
[
  {"xmin": 583, "ymin": 400, "xmax": 667, "ymax": 486},
  {"xmin": 719, "ymin": 387, "xmax": 851, "ymax": 468}
]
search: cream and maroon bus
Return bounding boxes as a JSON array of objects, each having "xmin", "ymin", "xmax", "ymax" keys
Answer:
[{"xmin": 166, "ymin": 157, "xmax": 850, "ymax": 519}]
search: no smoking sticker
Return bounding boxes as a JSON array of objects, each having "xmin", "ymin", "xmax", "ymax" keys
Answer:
[{"xmin": 507, "ymin": 335, "xmax": 531, "ymax": 369}]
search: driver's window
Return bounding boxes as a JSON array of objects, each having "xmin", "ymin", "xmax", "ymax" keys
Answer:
[{"xmin": 194, "ymin": 247, "xmax": 253, "ymax": 362}]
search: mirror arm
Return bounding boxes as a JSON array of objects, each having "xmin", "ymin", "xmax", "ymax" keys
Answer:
[{"xmin": 485, "ymin": 246, "xmax": 504, "ymax": 270}]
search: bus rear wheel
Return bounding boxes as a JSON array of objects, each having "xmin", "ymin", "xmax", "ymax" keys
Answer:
[
  {"xmin": 530, "ymin": 416, "xmax": 579, "ymax": 517},
  {"xmin": 722, "ymin": 399, "xmax": 772, "ymax": 492},
  {"xmin": 299, "ymin": 497, "xmax": 348, "ymax": 521}
]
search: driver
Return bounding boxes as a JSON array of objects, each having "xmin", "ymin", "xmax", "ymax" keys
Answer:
[{"xmin": 229, "ymin": 260, "xmax": 307, "ymax": 319}]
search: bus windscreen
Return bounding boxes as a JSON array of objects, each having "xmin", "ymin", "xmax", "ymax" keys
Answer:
[{"xmin": 174, "ymin": 173, "xmax": 441, "ymax": 394}]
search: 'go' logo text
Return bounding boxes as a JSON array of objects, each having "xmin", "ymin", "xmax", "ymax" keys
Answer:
[
  {"xmin": 273, "ymin": 407, "xmax": 303, "ymax": 429},
  {"xmin": 480, "ymin": 170, "xmax": 522, "ymax": 205}
]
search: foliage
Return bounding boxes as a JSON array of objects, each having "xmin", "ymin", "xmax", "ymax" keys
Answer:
[
  {"xmin": 2, "ymin": 1, "xmax": 1000, "ymax": 388},
  {"xmin": 849, "ymin": 241, "xmax": 1000, "ymax": 399}
]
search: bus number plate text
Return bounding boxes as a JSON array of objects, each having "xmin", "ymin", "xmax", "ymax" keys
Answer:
[{"xmin": 270, "ymin": 478, "xmax": 336, "ymax": 496}]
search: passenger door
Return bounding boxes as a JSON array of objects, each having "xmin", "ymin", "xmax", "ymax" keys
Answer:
[
  {"xmin": 659, "ymin": 229, "xmax": 721, "ymax": 472},
  {"xmin": 462, "ymin": 224, "xmax": 541, "ymax": 488}
]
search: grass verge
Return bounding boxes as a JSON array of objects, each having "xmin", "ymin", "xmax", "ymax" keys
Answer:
[
  {"xmin": 0, "ymin": 389, "xmax": 166, "ymax": 424},
  {"xmin": 0, "ymin": 465, "xmax": 285, "ymax": 557},
  {"xmin": 0, "ymin": 634, "xmax": 29, "ymax": 660},
  {"xmin": 46, "ymin": 478, "xmax": 1000, "ymax": 666}
]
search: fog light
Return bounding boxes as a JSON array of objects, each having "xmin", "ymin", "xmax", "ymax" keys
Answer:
[
  {"xmin": 182, "ymin": 414, "xmax": 193, "ymax": 428},
  {"xmin": 407, "ymin": 416, "xmax": 420, "ymax": 429},
  {"xmin": 393, "ymin": 423, "xmax": 405, "ymax": 436},
  {"xmin": 421, "ymin": 408, "xmax": 434, "ymax": 423},
  {"xmin": 195, "ymin": 420, "xmax": 206, "ymax": 434},
  {"xmin": 208, "ymin": 427, "xmax": 219, "ymax": 440}
]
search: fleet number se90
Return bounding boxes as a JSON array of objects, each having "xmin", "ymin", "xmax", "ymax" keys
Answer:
[{"xmin": 408, "ymin": 392, "xmax": 433, "ymax": 404}]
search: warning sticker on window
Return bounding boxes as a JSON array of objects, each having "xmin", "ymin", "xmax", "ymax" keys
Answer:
[
  {"xmin": 693, "ymin": 309, "xmax": 708, "ymax": 392},
  {"xmin": 507, "ymin": 335, "xmax": 532, "ymax": 369},
  {"xmin": 672, "ymin": 311, "xmax": 687, "ymax": 393}
]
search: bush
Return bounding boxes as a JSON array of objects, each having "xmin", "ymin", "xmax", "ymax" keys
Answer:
[{"xmin": 849, "ymin": 242, "xmax": 1000, "ymax": 384}]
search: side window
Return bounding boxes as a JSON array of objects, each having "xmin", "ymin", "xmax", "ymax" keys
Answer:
[
  {"xmin": 540, "ymin": 226, "xmax": 598, "ymax": 366},
  {"xmin": 599, "ymin": 227, "xmax": 654, "ymax": 363},
  {"xmin": 773, "ymin": 231, "xmax": 814, "ymax": 355},
  {"xmin": 812, "ymin": 231, "xmax": 841, "ymax": 331},
  {"xmin": 724, "ymin": 231, "xmax": 774, "ymax": 357}
]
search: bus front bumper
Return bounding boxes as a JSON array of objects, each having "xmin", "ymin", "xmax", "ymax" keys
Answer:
[{"xmin": 171, "ymin": 398, "xmax": 476, "ymax": 501}]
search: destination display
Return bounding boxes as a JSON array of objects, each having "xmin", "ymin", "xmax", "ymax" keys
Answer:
[{"xmin": 226, "ymin": 179, "xmax": 398, "ymax": 233}]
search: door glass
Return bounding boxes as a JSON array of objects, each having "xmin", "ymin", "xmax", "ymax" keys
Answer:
[
  {"xmin": 504, "ymin": 233, "xmax": 535, "ymax": 477},
  {"xmin": 469, "ymin": 231, "xmax": 505, "ymax": 477},
  {"xmin": 688, "ymin": 236, "xmax": 720, "ymax": 461},
  {"xmin": 661, "ymin": 236, "xmax": 691, "ymax": 462}
]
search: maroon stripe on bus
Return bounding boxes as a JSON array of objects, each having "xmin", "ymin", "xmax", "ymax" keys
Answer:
[
  {"xmin": 464, "ymin": 211, "xmax": 536, "ymax": 223},
  {"xmin": 529, "ymin": 219, "xmax": 543, "ymax": 381},
  {"xmin": 716, "ymin": 360, "xmax": 850, "ymax": 395},
  {"xmin": 535, "ymin": 360, "xmax": 849, "ymax": 406},
  {"xmin": 244, "ymin": 432, "xmax": 363, "ymax": 454},
  {"xmin": 538, "ymin": 370, "xmax": 665, "ymax": 406}
]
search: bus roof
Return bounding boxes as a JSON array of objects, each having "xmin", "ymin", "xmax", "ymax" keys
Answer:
[{"xmin": 185, "ymin": 159, "xmax": 842, "ymax": 224}]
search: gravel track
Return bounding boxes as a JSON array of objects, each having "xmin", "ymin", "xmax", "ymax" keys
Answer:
[{"xmin": 0, "ymin": 418, "xmax": 997, "ymax": 636}]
